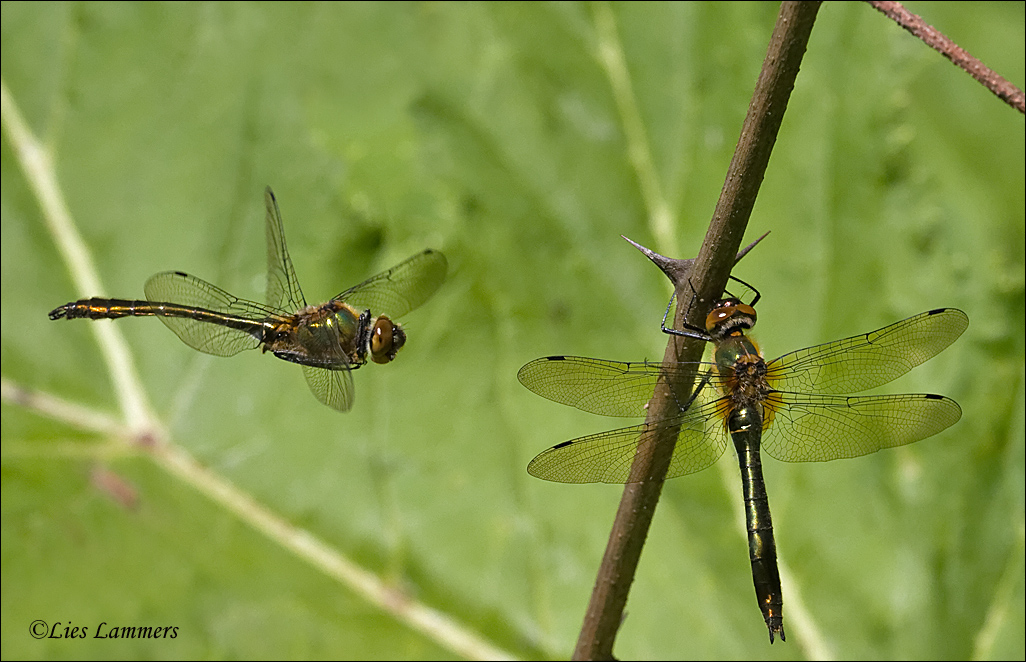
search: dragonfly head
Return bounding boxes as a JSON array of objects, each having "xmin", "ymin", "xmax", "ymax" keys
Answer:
[
  {"xmin": 369, "ymin": 316, "xmax": 407, "ymax": 364},
  {"xmin": 706, "ymin": 298, "xmax": 757, "ymax": 339}
]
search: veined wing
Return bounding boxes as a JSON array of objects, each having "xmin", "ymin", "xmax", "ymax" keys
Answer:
[
  {"xmin": 302, "ymin": 365, "xmax": 356, "ymax": 413},
  {"xmin": 517, "ymin": 355, "xmax": 717, "ymax": 418},
  {"xmin": 334, "ymin": 249, "xmax": 447, "ymax": 320},
  {"xmin": 766, "ymin": 308, "xmax": 968, "ymax": 395},
  {"xmin": 264, "ymin": 187, "xmax": 307, "ymax": 313},
  {"xmin": 527, "ymin": 395, "xmax": 731, "ymax": 483},
  {"xmin": 143, "ymin": 271, "xmax": 282, "ymax": 357},
  {"xmin": 760, "ymin": 391, "xmax": 962, "ymax": 462}
]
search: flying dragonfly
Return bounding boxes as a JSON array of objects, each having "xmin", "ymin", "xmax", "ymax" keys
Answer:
[
  {"xmin": 49, "ymin": 187, "xmax": 447, "ymax": 412},
  {"xmin": 518, "ymin": 296, "xmax": 968, "ymax": 642}
]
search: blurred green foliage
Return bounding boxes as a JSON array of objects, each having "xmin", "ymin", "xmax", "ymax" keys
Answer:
[{"xmin": 2, "ymin": 2, "xmax": 1023, "ymax": 659}]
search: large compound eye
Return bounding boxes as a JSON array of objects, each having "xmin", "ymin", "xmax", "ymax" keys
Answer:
[
  {"xmin": 370, "ymin": 317, "xmax": 395, "ymax": 364},
  {"xmin": 704, "ymin": 298, "xmax": 757, "ymax": 335},
  {"xmin": 705, "ymin": 301, "xmax": 737, "ymax": 333}
]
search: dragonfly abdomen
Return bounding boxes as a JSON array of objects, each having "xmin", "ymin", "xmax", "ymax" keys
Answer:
[
  {"xmin": 730, "ymin": 407, "xmax": 785, "ymax": 643},
  {"xmin": 49, "ymin": 298, "xmax": 166, "ymax": 320},
  {"xmin": 49, "ymin": 298, "xmax": 271, "ymax": 337}
]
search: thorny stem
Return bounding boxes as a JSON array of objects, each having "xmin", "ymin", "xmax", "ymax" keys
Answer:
[
  {"xmin": 868, "ymin": 1, "xmax": 1025, "ymax": 114},
  {"xmin": 572, "ymin": 3, "xmax": 823, "ymax": 659}
]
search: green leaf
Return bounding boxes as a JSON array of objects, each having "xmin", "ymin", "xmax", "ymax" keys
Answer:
[{"xmin": 3, "ymin": 2, "xmax": 1022, "ymax": 659}]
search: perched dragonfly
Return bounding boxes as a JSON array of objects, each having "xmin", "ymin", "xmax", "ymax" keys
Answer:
[
  {"xmin": 518, "ymin": 297, "xmax": 968, "ymax": 642},
  {"xmin": 49, "ymin": 187, "xmax": 447, "ymax": 412}
]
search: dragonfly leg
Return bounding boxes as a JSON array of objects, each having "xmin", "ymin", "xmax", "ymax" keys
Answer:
[{"xmin": 661, "ymin": 287, "xmax": 713, "ymax": 341}]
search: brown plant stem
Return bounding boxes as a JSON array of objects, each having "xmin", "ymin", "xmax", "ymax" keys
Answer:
[
  {"xmin": 868, "ymin": 0, "xmax": 1025, "ymax": 114},
  {"xmin": 571, "ymin": 2, "xmax": 823, "ymax": 659}
]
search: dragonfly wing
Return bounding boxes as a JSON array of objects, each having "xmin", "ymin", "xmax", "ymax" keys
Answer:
[
  {"xmin": 333, "ymin": 249, "xmax": 447, "ymax": 320},
  {"xmin": 264, "ymin": 187, "xmax": 307, "ymax": 312},
  {"xmin": 760, "ymin": 392, "xmax": 962, "ymax": 462},
  {"xmin": 143, "ymin": 271, "xmax": 276, "ymax": 357},
  {"xmin": 517, "ymin": 356, "xmax": 711, "ymax": 417},
  {"xmin": 302, "ymin": 365, "xmax": 356, "ymax": 412},
  {"xmin": 767, "ymin": 308, "xmax": 968, "ymax": 395},
  {"xmin": 527, "ymin": 397, "xmax": 730, "ymax": 483},
  {"xmin": 294, "ymin": 320, "xmax": 356, "ymax": 410}
]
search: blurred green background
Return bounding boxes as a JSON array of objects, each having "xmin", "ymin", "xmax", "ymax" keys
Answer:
[{"xmin": 2, "ymin": 2, "xmax": 1023, "ymax": 659}]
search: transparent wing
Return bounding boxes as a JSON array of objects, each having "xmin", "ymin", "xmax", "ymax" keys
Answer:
[
  {"xmin": 264, "ymin": 187, "xmax": 307, "ymax": 312},
  {"xmin": 526, "ymin": 394, "xmax": 731, "ymax": 484},
  {"xmin": 143, "ymin": 271, "xmax": 279, "ymax": 357},
  {"xmin": 334, "ymin": 249, "xmax": 447, "ymax": 320},
  {"xmin": 517, "ymin": 355, "xmax": 717, "ymax": 417},
  {"xmin": 525, "ymin": 387, "xmax": 962, "ymax": 481},
  {"xmin": 302, "ymin": 365, "xmax": 356, "ymax": 412},
  {"xmin": 760, "ymin": 391, "xmax": 962, "ymax": 462},
  {"xmin": 766, "ymin": 308, "xmax": 968, "ymax": 395}
]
